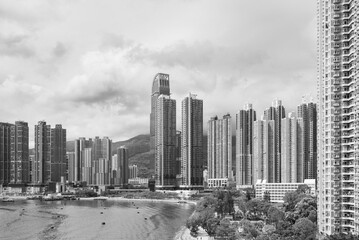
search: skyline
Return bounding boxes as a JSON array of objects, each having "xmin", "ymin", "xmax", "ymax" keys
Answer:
[{"xmin": 0, "ymin": 0, "xmax": 316, "ymax": 145}]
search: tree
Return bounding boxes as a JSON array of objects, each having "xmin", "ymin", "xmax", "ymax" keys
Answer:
[
  {"xmin": 296, "ymin": 184, "xmax": 311, "ymax": 194},
  {"xmin": 325, "ymin": 233, "xmax": 359, "ymax": 240},
  {"xmin": 203, "ymin": 217, "xmax": 220, "ymax": 236},
  {"xmin": 292, "ymin": 218, "xmax": 317, "ymax": 239},
  {"xmin": 238, "ymin": 219, "xmax": 259, "ymax": 239},
  {"xmin": 196, "ymin": 195, "xmax": 217, "ymax": 212},
  {"xmin": 267, "ymin": 206, "xmax": 285, "ymax": 227},
  {"xmin": 214, "ymin": 190, "xmax": 234, "ymax": 217},
  {"xmin": 216, "ymin": 219, "xmax": 237, "ymax": 240},
  {"xmin": 245, "ymin": 189, "xmax": 252, "ymax": 201},
  {"xmin": 246, "ymin": 199, "xmax": 271, "ymax": 220},
  {"xmin": 283, "ymin": 191, "xmax": 306, "ymax": 212},
  {"xmin": 263, "ymin": 191, "xmax": 271, "ymax": 202},
  {"xmin": 234, "ymin": 197, "xmax": 248, "ymax": 220},
  {"xmin": 197, "ymin": 207, "xmax": 216, "ymax": 233},
  {"xmin": 295, "ymin": 197, "xmax": 317, "ymax": 220},
  {"xmin": 186, "ymin": 214, "xmax": 201, "ymax": 237},
  {"xmin": 262, "ymin": 224, "xmax": 276, "ymax": 235},
  {"xmin": 307, "ymin": 210, "xmax": 317, "ymax": 224}
]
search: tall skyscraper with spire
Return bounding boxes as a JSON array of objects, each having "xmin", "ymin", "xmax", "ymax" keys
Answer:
[
  {"xmin": 236, "ymin": 104, "xmax": 256, "ymax": 186},
  {"xmin": 150, "ymin": 73, "xmax": 170, "ymax": 151},
  {"xmin": 318, "ymin": 0, "xmax": 358, "ymax": 234},
  {"xmin": 181, "ymin": 93, "xmax": 203, "ymax": 187}
]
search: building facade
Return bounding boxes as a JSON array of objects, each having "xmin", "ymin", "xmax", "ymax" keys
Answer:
[
  {"xmin": 253, "ymin": 120, "xmax": 275, "ymax": 184},
  {"xmin": 74, "ymin": 137, "xmax": 93, "ymax": 182},
  {"xmin": 281, "ymin": 113, "xmax": 298, "ymax": 183},
  {"xmin": 34, "ymin": 121, "xmax": 51, "ymax": 184},
  {"xmin": 50, "ymin": 124, "xmax": 66, "ymax": 183},
  {"xmin": 207, "ymin": 114, "xmax": 232, "ymax": 188},
  {"xmin": 318, "ymin": 0, "xmax": 359, "ymax": 234},
  {"xmin": 117, "ymin": 146, "xmax": 129, "ymax": 186},
  {"xmin": 67, "ymin": 152, "xmax": 75, "ymax": 183},
  {"xmin": 10, "ymin": 121, "xmax": 29, "ymax": 184},
  {"xmin": 181, "ymin": 93, "xmax": 203, "ymax": 187},
  {"xmin": 155, "ymin": 95, "xmax": 176, "ymax": 187},
  {"xmin": 297, "ymin": 101, "xmax": 318, "ymax": 180},
  {"xmin": 236, "ymin": 104, "xmax": 256, "ymax": 186},
  {"xmin": 129, "ymin": 165, "xmax": 138, "ymax": 179},
  {"xmin": 33, "ymin": 121, "xmax": 66, "ymax": 184},
  {"xmin": 263, "ymin": 100, "xmax": 285, "ymax": 183}
]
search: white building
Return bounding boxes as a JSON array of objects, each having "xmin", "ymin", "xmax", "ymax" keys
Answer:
[{"xmin": 255, "ymin": 179, "xmax": 316, "ymax": 203}]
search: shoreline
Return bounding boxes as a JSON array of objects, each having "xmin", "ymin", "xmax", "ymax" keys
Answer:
[
  {"xmin": 1, "ymin": 195, "xmax": 197, "ymax": 205},
  {"xmin": 82, "ymin": 196, "xmax": 198, "ymax": 205}
]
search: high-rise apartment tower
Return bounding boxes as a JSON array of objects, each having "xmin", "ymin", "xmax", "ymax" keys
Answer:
[
  {"xmin": 181, "ymin": 93, "xmax": 203, "ymax": 187},
  {"xmin": 207, "ymin": 114, "xmax": 232, "ymax": 183},
  {"xmin": 155, "ymin": 95, "xmax": 176, "ymax": 187},
  {"xmin": 236, "ymin": 104, "xmax": 256, "ymax": 186},
  {"xmin": 318, "ymin": 0, "xmax": 358, "ymax": 234}
]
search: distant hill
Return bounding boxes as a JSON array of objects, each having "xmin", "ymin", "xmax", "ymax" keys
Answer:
[
  {"xmin": 111, "ymin": 134, "xmax": 154, "ymax": 178},
  {"xmin": 65, "ymin": 134, "xmax": 154, "ymax": 178}
]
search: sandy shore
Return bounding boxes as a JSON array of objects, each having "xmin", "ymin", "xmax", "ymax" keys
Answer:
[
  {"xmin": 1, "ymin": 195, "xmax": 28, "ymax": 200},
  {"xmin": 1, "ymin": 195, "xmax": 198, "ymax": 205},
  {"xmin": 80, "ymin": 196, "xmax": 197, "ymax": 205}
]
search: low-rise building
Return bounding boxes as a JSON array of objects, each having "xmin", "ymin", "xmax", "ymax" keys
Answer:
[
  {"xmin": 207, "ymin": 178, "xmax": 229, "ymax": 188},
  {"xmin": 255, "ymin": 179, "xmax": 316, "ymax": 203}
]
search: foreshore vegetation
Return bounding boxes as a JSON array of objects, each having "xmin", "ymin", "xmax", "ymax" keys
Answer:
[{"xmin": 185, "ymin": 186, "xmax": 357, "ymax": 240}]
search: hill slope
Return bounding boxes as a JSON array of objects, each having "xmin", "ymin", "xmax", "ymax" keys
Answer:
[{"xmin": 65, "ymin": 134, "xmax": 154, "ymax": 178}]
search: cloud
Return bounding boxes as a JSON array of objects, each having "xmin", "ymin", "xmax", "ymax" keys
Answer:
[
  {"xmin": 0, "ymin": 30, "xmax": 35, "ymax": 58},
  {"xmin": 0, "ymin": 0, "xmax": 317, "ymax": 142},
  {"xmin": 63, "ymin": 49, "xmax": 150, "ymax": 115},
  {"xmin": 52, "ymin": 42, "xmax": 67, "ymax": 58},
  {"xmin": 100, "ymin": 34, "xmax": 134, "ymax": 50}
]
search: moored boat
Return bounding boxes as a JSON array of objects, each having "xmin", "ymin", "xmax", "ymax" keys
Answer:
[{"xmin": 2, "ymin": 197, "xmax": 14, "ymax": 202}]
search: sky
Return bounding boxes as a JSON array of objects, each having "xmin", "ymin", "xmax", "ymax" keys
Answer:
[{"xmin": 0, "ymin": 0, "xmax": 317, "ymax": 145}]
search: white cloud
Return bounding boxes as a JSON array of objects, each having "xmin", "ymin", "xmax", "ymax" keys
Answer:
[{"xmin": 0, "ymin": 0, "xmax": 317, "ymax": 142}]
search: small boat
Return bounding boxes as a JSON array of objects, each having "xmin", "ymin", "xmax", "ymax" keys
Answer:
[
  {"xmin": 43, "ymin": 194, "xmax": 64, "ymax": 201},
  {"xmin": 26, "ymin": 195, "xmax": 41, "ymax": 200},
  {"xmin": 2, "ymin": 197, "xmax": 14, "ymax": 202},
  {"xmin": 93, "ymin": 197, "xmax": 108, "ymax": 201}
]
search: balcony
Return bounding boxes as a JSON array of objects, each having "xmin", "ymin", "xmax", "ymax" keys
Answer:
[
  {"xmin": 333, "ymin": 20, "xmax": 342, "ymax": 26},
  {"xmin": 342, "ymin": 176, "xmax": 354, "ymax": 182}
]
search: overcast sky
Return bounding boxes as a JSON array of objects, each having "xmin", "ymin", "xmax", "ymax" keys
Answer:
[{"xmin": 0, "ymin": 0, "xmax": 317, "ymax": 145}]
